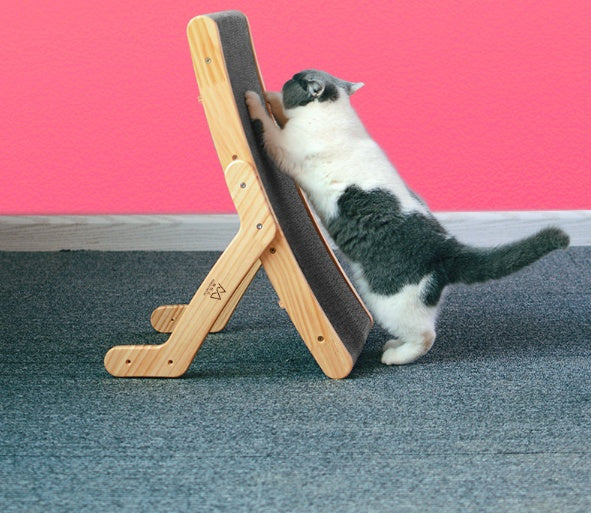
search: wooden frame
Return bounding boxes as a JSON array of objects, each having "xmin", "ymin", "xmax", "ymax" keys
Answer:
[{"xmin": 104, "ymin": 11, "xmax": 372, "ymax": 379}]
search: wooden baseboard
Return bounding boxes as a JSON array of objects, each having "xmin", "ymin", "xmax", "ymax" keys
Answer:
[
  {"xmin": 0, "ymin": 211, "xmax": 589, "ymax": 251},
  {"xmin": 0, "ymin": 215, "xmax": 239, "ymax": 251},
  {"xmin": 436, "ymin": 210, "xmax": 590, "ymax": 247}
]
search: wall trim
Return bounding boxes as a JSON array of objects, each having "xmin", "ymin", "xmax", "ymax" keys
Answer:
[{"xmin": 0, "ymin": 211, "xmax": 589, "ymax": 251}]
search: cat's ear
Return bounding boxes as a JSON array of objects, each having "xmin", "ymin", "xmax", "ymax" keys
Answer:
[
  {"xmin": 347, "ymin": 82, "xmax": 364, "ymax": 95},
  {"xmin": 307, "ymin": 79, "xmax": 325, "ymax": 98}
]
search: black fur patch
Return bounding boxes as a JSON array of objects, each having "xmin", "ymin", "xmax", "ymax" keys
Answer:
[
  {"xmin": 327, "ymin": 186, "xmax": 569, "ymax": 305},
  {"xmin": 282, "ymin": 78, "xmax": 314, "ymax": 109},
  {"xmin": 327, "ymin": 186, "xmax": 457, "ymax": 305},
  {"xmin": 250, "ymin": 118, "xmax": 265, "ymax": 145},
  {"xmin": 318, "ymin": 82, "xmax": 339, "ymax": 103},
  {"xmin": 282, "ymin": 72, "xmax": 341, "ymax": 109}
]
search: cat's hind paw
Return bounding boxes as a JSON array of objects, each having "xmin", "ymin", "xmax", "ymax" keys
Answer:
[
  {"xmin": 382, "ymin": 346, "xmax": 418, "ymax": 366},
  {"xmin": 381, "ymin": 339, "xmax": 407, "ymax": 365},
  {"xmin": 381, "ymin": 331, "xmax": 435, "ymax": 365},
  {"xmin": 381, "ymin": 346, "xmax": 405, "ymax": 366}
]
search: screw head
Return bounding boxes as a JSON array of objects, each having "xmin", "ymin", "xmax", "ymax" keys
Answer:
[{"xmin": 256, "ymin": 223, "xmax": 263, "ymax": 230}]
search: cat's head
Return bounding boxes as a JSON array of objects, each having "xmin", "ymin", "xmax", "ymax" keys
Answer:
[{"xmin": 281, "ymin": 70, "xmax": 363, "ymax": 110}]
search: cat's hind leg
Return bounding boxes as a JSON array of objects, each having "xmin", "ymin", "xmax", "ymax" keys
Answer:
[{"xmin": 361, "ymin": 282, "xmax": 438, "ymax": 365}]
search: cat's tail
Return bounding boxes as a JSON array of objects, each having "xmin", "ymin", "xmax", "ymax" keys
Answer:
[{"xmin": 446, "ymin": 227, "xmax": 569, "ymax": 285}]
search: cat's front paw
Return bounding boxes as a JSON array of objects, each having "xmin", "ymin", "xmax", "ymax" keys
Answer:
[
  {"xmin": 263, "ymin": 90, "xmax": 282, "ymax": 105},
  {"xmin": 245, "ymin": 90, "xmax": 265, "ymax": 120},
  {"xmin": 263, "ymin": 91, "xmax": 288, "ymax": 128}
]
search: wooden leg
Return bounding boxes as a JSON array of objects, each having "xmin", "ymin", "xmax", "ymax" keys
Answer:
[
  {"xmin": 104, "ymin": 160, "xmax": 276, "ymax": 377},
  {"xmin": 261, "ymin": 231, "xmax": 355, "ymax": 379},
  {"xmin": 150, "ymin": 260, "xmax": 261, "ymax": 333}
]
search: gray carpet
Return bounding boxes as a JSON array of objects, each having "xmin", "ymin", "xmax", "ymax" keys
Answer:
[{"xmin": 1, "ymin": 248, "xmax": 589, "ymax": 512}]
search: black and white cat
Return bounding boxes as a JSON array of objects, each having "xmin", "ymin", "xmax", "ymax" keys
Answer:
[{"xmin": 245, "ymin": 70, "xmax": 569, "ymax": 365}]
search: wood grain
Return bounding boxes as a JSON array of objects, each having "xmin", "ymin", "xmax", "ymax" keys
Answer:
[
  {"xmin": 150, "ymin": 261, "xmax": 261, "ymax": 333},
  {"xmin": 104, "ymin": 160, "xmax": 275, "ymax": 377}
]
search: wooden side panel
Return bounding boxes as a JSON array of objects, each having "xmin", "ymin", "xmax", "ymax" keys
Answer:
[
  {"xmin": 187, "ymin": 16, "xmax": 257, "ymax": 174},
  {"xmin": 187, "ymin": 14, "xmax": 357, "ymax": 378}
]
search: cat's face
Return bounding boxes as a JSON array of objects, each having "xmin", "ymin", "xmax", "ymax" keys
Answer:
[{"xmin": 281, "ymin": 70, "xmax": 363, "ymax": 110}]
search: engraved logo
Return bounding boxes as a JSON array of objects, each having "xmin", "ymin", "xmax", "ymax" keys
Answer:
[{"xmin": 204, "ymin": 279, "xmax": 226, "ymax": 300}]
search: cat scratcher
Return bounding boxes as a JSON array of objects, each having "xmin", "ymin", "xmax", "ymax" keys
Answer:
[{"xmin": 104, "ymin": 10, "xmax": 373, "ymax": 379}]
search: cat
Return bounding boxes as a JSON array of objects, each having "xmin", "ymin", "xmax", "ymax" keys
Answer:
[{"xmin": 245, "ymin": 70, "xmax": 570, "ymax": 365}]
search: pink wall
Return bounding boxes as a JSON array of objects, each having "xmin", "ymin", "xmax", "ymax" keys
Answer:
[{"xmin": 2, "ymin": 1, "xmax": 589, "ymax": 214}]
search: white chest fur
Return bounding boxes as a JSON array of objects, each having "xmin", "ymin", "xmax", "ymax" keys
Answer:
[{"xmin": 280, "ymin": 100, "xmax": 426, "ymax": 223}]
